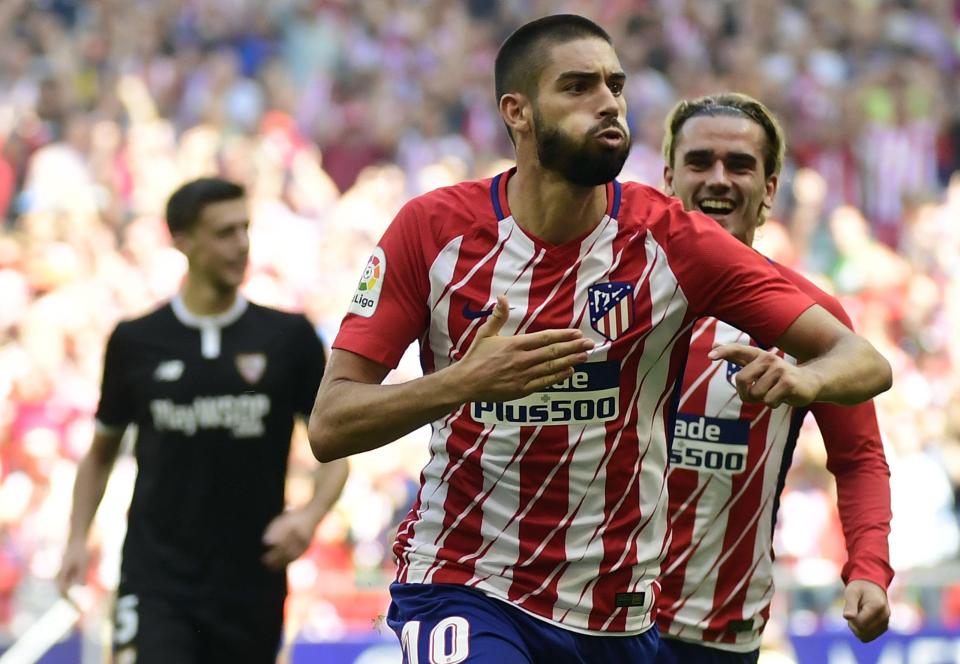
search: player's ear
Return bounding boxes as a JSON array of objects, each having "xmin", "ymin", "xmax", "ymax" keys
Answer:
[
  {"xmin": 500, "ymin": 92, "xmax": 532, "ymax": 138},
  {"xmin": 663, "ymin": 165, "xmax": 674, "ymax": 195},
  {"xmin": 171, "ymin": 231, "xmax": 192, "ymax": 255},
  {"xmin": 764, "ymin": 173, "xmax": 778, "ymax": 211}
]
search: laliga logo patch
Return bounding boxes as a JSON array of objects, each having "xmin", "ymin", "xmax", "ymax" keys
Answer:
[
  {"xmin": 348, "ymin": 247, "xmax": 385, "ymax": 318},
  {"xmin": 236, "ymin": 353, "xmax": 267, "ymax": 384},
  {"xmin": 588, "ymin": 282, "xmax": 635, "ymax": 341}
]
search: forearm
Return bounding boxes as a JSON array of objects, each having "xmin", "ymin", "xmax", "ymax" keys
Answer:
[
  {"xmin": 66, "ymin": 447, "xmax": 118, "ymax": 545},
  {"xmin": 303, "ymin": 458, "xmax": 349, "ymax": 523},
  {"xmin": 308, "ymin": 367, "xmax": 467, "ymax": 462},
  {"xmin": 800, "ymin": 335, "xmax": 892, "ymax": 405},
  {"xmin": 833, "ymin": 460, "xmax": 893, "ymax": 587}
]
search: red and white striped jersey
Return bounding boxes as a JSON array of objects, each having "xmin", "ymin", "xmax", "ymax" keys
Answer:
[
  {"xmin": 658, "ymin": 262, "xmax": 893, "ymax": 652},
  {"xmin": 334, "ymin": 170, "xmax": 814, "ymax": 634}
]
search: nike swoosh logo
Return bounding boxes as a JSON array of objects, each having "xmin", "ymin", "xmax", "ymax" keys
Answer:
[{"xmin": 462, "ymin": 303, "xmax": 494, "ymax": 320}]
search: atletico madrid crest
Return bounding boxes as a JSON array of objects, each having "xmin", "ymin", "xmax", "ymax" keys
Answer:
[{"xmin": 588, "ymin": 282, "xmax": 635, "ymax": 341}]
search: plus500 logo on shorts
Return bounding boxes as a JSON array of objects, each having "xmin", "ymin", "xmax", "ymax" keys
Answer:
[{"xmin": 472, "ymin": 361, "xmax": 620, "ymax": 425}]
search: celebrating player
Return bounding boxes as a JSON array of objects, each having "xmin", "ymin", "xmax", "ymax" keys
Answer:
[
  {"xmin": 308, "ymin": 16, "xmax": 891, "ymax": 663},
  {"xmin": 58, "ymin": 177, "xmax": 348, "ymax": 663},
  {"xmin": 654, "ymin": 93, "xmax": 892, "ymax": 664}
]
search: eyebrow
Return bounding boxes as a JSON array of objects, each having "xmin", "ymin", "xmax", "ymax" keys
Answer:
[
  {"xmin": 683, "ymin": 149, "xmax": 757, "ymax": 165},
  {"xmin": 555, "ymin": 70, "xmax": 626, "ymax": 84}
]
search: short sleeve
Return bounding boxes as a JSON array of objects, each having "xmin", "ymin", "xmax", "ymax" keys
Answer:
[
  {"xmin": 663, "ymin": 205, "xmax": 814, "ymax": 347},
  {"xmin": 95, "ymin": 324, "xmax": 134, "ymax": 432},
  {"xmin": 293, "ymin": 316, "xmax": 327, "ymax": 418},
  {"xmin": 333, "ymin": 199, "xmax": 430, "ymax": 368}
]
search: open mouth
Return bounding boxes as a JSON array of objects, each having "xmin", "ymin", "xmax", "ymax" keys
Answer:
[{"xmin": 697, "ymin": 198, "xmax": 736, "ymax": 216}]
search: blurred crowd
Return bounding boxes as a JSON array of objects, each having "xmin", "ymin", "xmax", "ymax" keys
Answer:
[{"xmin": 1, "ymin": 0, "xmax": 959, "ymax": 649}]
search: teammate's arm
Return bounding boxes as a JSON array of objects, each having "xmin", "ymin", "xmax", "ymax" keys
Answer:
[
  {"xmin": 843, "ymin": 579, "xmax": 890, "ymax": 643},
  {"xmin": 57, "ymin": 429, "xmax": 124, "ymax": 596},
  {"xmin": 308, "ymin": 296, "xmax": 594, "ymax": 461},
  {"xmin": 812, "ymin": 397, "xmax": 892, "ymax": 642},
  {"xmin": 710, "ymin": 304, "xmax": 891, "ymax": 407}
]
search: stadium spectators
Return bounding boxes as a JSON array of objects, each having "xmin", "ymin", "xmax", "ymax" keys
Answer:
[{"xmin": 0, "ymin": 0, "xmax": 958, "ymax": 646}]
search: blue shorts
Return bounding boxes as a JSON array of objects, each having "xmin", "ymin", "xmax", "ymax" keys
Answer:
[
  {"xmin": 655, "ymin": 636, "xmax": 759, "ymax": 664},
  {"xmin": 387, "ymin": 582, "xmax": 659, "ymax": 663}
]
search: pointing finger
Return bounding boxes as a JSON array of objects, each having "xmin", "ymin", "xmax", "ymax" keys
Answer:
[{"xmin": 708, "ymin": 343, "xmax": 763, "ymax": 366}]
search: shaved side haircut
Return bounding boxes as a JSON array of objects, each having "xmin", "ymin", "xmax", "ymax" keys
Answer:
[{"xmin": 494, "ymin": 14, "xmax": 612, "ymax": 142}]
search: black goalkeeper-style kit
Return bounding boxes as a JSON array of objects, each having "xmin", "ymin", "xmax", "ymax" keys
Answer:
[{"xmin": 97, "ymin": 295, "xmax": 325, "ymax": 663}]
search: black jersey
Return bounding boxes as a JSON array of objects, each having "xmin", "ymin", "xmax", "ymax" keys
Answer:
[{"xmin": 96, "ymin": 296, "xmax": 325, "ymax": 600}]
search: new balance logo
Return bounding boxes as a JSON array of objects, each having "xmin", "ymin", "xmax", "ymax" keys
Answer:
[{"xmin": 153, "ymin": 360, "xmax": 184, "ymax": 382}]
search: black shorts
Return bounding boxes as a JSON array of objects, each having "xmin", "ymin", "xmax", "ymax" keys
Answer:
[{"xmin": 111, "ymin": 589, "xmax": 284, "ymax": 664}]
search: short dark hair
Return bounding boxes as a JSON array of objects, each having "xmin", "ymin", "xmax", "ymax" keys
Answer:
[
  {"xmin": 662, "ymin": 92, "xmax": 786, "ymax": 179},
  {"xmin": 165, "ymin": 177, "xmax": 245, "ymax": 235},
  {"xmin": 495, "ymin": 14, "xmax": 612, "ymax": 141}
]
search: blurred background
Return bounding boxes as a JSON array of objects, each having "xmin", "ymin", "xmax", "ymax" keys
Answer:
[{"xmin": 0, "ymin": 0, "xmax": 958, "ymax": 662}]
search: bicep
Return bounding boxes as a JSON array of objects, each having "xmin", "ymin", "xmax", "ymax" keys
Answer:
[
  {"xmin": 773, "ymin": 304, "xmax": 852, "ymax": 362},
  {"xmin": 320, "ymin": 349, "xmax": 393, "ymax": 388}
]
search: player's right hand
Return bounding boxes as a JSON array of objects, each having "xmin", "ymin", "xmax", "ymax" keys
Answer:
[
  {"xmin": 453, "ymin": 295, "xmax": 594, "ymax": 401},
  {"xmin": 709, "ymin": 343, "xmax": 821, "ymax": 408},
  {"xmin": 56, "ymin": 540, "xmax": 89, "ymax": 598}
]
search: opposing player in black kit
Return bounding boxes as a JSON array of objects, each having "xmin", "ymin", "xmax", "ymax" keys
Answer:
[{"xmin": 57, "ymin": 177, "xmax": 348, "ymax": 664}]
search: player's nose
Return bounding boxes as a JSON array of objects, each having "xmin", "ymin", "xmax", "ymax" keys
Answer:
[{"xmin": 705, "ymin": 161, "xmax": 731, "ymax": 188}]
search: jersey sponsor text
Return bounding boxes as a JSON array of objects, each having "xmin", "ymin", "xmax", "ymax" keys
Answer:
[
  {"xmin": 149, "ymin": 394, "xmax": 271, "ymax": 438},
  {"xmin": 471, "ymin": 361, "xmax": 621, "ymax": 425}
]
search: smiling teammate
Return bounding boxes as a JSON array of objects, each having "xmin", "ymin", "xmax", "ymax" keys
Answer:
[
  {"xmin": 308, "ymin": 17, "xmax": 891, "ymax": 663},
  {"xmin": 654, "ymin": 93, "xmax": 892, "ymax": 664}
]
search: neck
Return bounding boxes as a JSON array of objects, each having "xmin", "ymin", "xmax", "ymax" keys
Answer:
[
  {"xmin": 180, "ymin": 276, "xmax": 238, "ymax": 316},
  {"xmin": 507, "ymin": 158, "xmax": 608, "ymax": 245}
]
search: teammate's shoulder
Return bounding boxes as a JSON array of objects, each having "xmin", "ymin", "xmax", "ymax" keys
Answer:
[
  {"xmin": 770, "ymin": 261, "xmax": 851, "ymax": 324},
  {"xmin": 616, "ymin": 179, "xmax": 708, "ymax": 229}
]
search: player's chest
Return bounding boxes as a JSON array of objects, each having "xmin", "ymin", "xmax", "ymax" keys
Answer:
[{"xmin": 434, "ymin": 231, "xmax": 678, "ymax": 348}]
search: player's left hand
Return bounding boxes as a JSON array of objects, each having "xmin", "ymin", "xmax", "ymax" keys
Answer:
[
  {"xmin": 843, "ymin": 579, "xmax": 890, "ymax": 643},
  {"xmin": 261, "ymin": 508, "xmax": 317, "ymax": 570},
  {"xmin": 708, "ymin": 343, "xmax": 821, "ymax": 408}
]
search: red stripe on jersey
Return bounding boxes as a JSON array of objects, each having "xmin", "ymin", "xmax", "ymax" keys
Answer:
[
  {"xmin": 678, "ymin": 319, "xmax": 721, "ymax": 414},
  {"xmin": 422, "ymin": 416, "xmax": 497, "ymax": 583},
  {"xmin": 506, "ymin": 426, "xmax": 576, "ymax": 608},
  {"xmin": 699, "ymin": 551, "xmax": 768, "ymax": 643},
  {"xmin": 457, "ymin": 427, "xmax": 554, "ymax": 573},
  {"xmin": 395, "ymin": 407, "xmax": 466, "ymax": 581},
  {"xmin": 438, "ymin": 227, "xmax": 509, "ymax": 363},
  {"xmin": 704, "ymin": 408, "xmax": 784, "ymax": 635},
  {"xmin": 658, "ymin": 474, "xmax": 713, "ymax": 623}
]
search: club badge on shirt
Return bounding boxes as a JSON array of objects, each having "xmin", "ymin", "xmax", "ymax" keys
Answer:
[
  {"xmin": 588, "ymin": 282, "xmax": 635, "ymax": 341},
  {"xmin": 236, "ymin": 353, "xmax": 267, "ymax": 384}
]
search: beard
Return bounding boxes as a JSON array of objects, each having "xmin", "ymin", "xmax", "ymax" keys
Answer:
[{"xmin": 534, "ymin": 110, "xmax": 631, "ymax": 187}]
